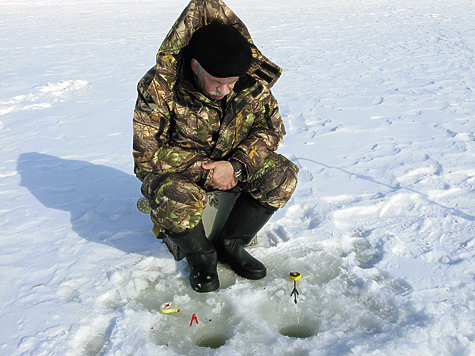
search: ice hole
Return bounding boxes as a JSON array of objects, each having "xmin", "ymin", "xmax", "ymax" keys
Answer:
[
  {"xmin": 194, "ymin": 333, "xmax": 229, "ymax": 349},
  {"xmin": 279, "ymin": 324, "xmax": 315, "ymax": 339}
]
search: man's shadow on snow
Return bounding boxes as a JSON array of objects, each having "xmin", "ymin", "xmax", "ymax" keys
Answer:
[{"xmin": 17, "ymin": 152, "xmax": 159, "ymax": 255}]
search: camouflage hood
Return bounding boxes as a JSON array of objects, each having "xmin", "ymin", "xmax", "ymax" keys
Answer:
[{"xmin": 157, "ymin": 0, "xmax": 282, "ymax": 89}]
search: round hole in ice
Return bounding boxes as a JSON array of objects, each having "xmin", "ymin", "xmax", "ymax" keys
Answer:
[
  {"xmin": 194, "ymin": 334, "xmax": 228, "ymax": 349},
  {"xmin": 279, "ymin": 325, "xmax": 315, "ymax": 339}
]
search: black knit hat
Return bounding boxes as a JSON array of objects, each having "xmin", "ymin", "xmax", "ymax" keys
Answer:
[{"xmin": 189, "ymin": 22, "xmax": 253, "ymax": 78}]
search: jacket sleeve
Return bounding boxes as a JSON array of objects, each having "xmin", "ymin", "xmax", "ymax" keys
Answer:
[
  {"xmin": 132, "ymin": 67, "xmax": 209, "ymax": 185},
  {"xmin": 229, "ymin": 89, "xmax": 285, "ymax": 178}
]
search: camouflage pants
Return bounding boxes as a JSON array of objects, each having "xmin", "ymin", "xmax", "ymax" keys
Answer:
[{"xmin": 141, "ymin": 153, "xmax": 299, "ymax": 233}]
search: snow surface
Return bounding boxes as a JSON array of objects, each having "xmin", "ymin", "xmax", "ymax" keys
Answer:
[{"xmin": 1, "ymin": 0, "xmax": 475, "ymax": 355}]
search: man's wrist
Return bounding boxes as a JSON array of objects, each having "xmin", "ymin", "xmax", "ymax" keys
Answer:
[{"xmin": 229, "ymin": 159, "xmax": 246, "ymax": 182}]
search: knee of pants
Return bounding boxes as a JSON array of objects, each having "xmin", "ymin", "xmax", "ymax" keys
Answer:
[
  {"xmin": 246, "ymin": 154, "xmax": 299, "ymax": 209},
  {"xmin": 144, "ymin": 173, "xmax": 208, "ymax": 233}
]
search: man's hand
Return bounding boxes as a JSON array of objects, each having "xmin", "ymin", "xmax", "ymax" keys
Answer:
[{"xmin": 202, "ymin": 161, "xmax": 237, "ymax": 190}]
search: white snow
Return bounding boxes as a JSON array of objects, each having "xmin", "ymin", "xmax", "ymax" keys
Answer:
[{"xmin": 1, "ymin": 0, "xmax": 475, "ymax": 355}]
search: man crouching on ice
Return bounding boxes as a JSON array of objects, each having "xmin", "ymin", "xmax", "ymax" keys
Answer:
[{"xmin": 133, "ymin": 0, "xmax": 298, "ymax": 293}]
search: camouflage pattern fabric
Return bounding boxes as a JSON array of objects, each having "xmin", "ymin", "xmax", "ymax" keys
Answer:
[
  {"xmin": 142, "ymin": 153, "xmax": 298, "ymax": 233},
  {"xmin": 133, "ymin": 0, "xmax": 298, "ymax": 233}
]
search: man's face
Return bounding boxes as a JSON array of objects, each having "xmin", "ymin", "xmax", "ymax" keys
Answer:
[{"xmin": 191, "ymin": 59, "xmax": 239, "ymax": 100}]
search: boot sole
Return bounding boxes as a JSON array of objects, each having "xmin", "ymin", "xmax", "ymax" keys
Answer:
[
  {"xmin": 217, "ymin": 256, "xmax": 266, "ymax": 280},
  {"xmin": 191, "ymin": 279, "xmax": 220, "ymax": 293},
  {"xmin": 234, "ymin": 268, "xmax": 266, "ymax": 280}
]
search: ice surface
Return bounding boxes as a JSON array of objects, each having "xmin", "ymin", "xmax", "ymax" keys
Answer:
[{"xmin": 1, "ymin": 0, "xmax": 475, "ymax": 355}]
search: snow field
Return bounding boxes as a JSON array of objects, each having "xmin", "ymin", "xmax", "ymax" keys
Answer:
[{"xmin": 1, "ymin": 0, "xmax": 475, "ymax": 355}]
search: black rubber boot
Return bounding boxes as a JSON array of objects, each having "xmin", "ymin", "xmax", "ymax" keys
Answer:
[
  {"xmin": 167, "ymin": 220, "xmax": 219, "ymax": 293},
  {"xmin": 214, "ymin": 194, "xmax": 276, "ymax": 280}
]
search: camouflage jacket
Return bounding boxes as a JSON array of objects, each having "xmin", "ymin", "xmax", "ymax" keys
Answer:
[{"xmin": 133, "ymin": 0, "xmax": 286, "ymax": 187}]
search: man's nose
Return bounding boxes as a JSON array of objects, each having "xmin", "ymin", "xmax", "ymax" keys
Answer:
[{"xmin": 218, "ymin": 85, "xmax": 231, "ymax": 95}]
